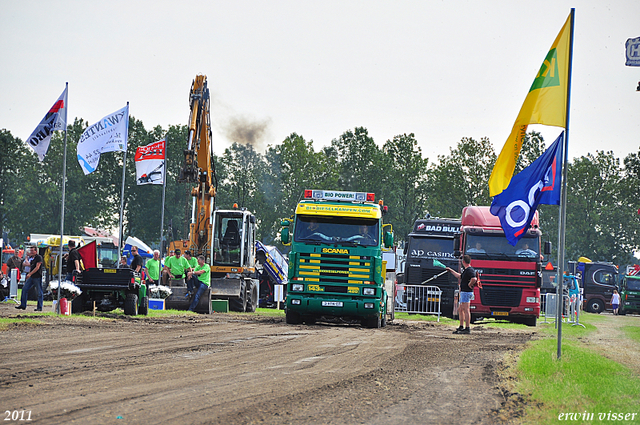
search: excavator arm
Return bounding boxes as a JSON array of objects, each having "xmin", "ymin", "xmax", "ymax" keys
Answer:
[{"xmin": 178, "ymin": 75, "xmax": 217, "ymax": 258}]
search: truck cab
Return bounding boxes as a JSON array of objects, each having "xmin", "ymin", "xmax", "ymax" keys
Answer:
[
  {"xmin": 400, "ymin": 217, "xmax": 460, "ymax": 317},
  {"xmin": 455, "ymin": 206, "xmax": 542, "ymax": 326},
  {"xmin": 281, "ymin": 189, "xmax": 394, "ymax": 328},
  {"xmin": 568, "ymin": 259, "xmax": 618, "ymax": 313},
  {"xmin": 619, "ymin": 270, "xmax": 640, "ymax": 315}
]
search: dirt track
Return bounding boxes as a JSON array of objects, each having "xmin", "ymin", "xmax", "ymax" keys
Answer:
[{"xmin": 0, "ymin": 305, "xmax": 534, "ymax": 425}]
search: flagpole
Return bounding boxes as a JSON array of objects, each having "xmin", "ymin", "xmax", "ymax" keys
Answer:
[
  {"xmin": 556, "ymin": 8, "xmax": 575, "ymax": 361},
  {"xmin": 117, "ymin": 102, "xmax": 130, "ymax": 256},
  {"xmin": 160, "ymin": 135, "xmax": 167, "ymax": 256},
  {"xmin": 57, "ymin": 82, "xmax": 69, "ymax": 314}
]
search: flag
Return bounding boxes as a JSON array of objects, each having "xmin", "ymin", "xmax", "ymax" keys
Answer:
[
  {"xmin": 488, "ymin": 13, "xmax": 572, "ymax": 197},
  {"xmin": 625, "ymin": 36, "xmax": 640, "ymax": 66},
  {"xmin": 135, "ymin": 138, "xmax": 166, "ymax": 185},
  {"xmin": 490, "ymin": 132, "xmax": 564, "ymax": 246},
  {"xmin": 25, "ymin": 87, "xmax": 68, "ymax": 161},
  {"xmin": 77, "ymin": 105, "xmax": 129, "ymax": 174}
]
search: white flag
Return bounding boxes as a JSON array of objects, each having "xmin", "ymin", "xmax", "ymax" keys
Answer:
[
  {"xmin": 26, "ymin": 87, "xmax": 68, "ymax": 162},
  {"xmin": 135, "ymin": 139, "xmax": 166, "ymax": 185},
  {"xmin": 77, "ymin": 105, "xmax": 129, "ymax": 175}
]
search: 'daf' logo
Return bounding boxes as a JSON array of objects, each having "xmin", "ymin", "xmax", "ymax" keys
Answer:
[{"xmin": 530, "ymin": 48, "xmax": 560, "ymax": 91}]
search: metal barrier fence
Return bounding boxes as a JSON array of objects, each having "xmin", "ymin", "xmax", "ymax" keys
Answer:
[
  {"xmin": 540, "ymin": 292, "xmax": 583, "ymax": 326},
  {"xmin": 395, "ymin": 285, "xmax": 442, "ymax": 321}
]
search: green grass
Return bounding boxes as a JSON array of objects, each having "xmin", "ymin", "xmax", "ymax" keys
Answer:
[
  {"xmin": 0, "ymin": 317, "xmax": 43, "ymax": 330},
  {"xmin": 622, "ymin": 325, "xmax": 640, "ymax": 344},
  {"xmin": 513, "ymin": 314, "xmax": 640, "ymax": 424}
]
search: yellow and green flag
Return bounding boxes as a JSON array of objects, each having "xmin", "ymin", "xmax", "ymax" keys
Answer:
[{"xmin": 488, "ymin": 13, "xmax": 572, "ymax": 197}]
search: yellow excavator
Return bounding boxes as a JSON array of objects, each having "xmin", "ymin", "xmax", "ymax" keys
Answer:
[{"xmin": 165, "ymin": 75, "xmax": 259, "ymax": 313}]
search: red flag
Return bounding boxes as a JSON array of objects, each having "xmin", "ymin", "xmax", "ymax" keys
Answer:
[{"xmin": 78, "ymin": 240, "xmax": 97, "ymax": 269}]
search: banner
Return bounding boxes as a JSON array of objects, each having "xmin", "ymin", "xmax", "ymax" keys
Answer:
[
  {"xmin": 490, "ymin": 132, "xmax": 564, "ymax": 246},
  {"xmin": 135, "ymin": 139, "xmax": 166, "ymax": 185},
  {"xmin": 26, "ymin": 87, "xmax": 68, "ymax": 162},
  {"xmin": 488, "ymin": 13, "xmax": 571, "ymax": 196},
  {"xmin": 625, "ymin": 36, "xmax": 640, "ymax": 66},
  {"xmin": 77, "ymin": 105, "xmax": 129, "ymax": 174}
]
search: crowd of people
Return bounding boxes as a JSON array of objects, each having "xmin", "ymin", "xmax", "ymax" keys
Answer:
[{"xmin": 4, "ymin": 242, "xmax": 210, "ymax": 313}]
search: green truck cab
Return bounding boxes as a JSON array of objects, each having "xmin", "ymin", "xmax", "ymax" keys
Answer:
[
  {"xmin": 619, "ymin": 273, "xmax": 640, "ymax": 315},
  {"xmin": 280, "ymin": 189, "xmax": 394, "ymax": 328}
]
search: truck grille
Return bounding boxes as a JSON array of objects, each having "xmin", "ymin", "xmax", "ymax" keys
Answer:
[
  {"xmin": 479, "ymin": 287, "xmax": 522, "ymax": 307},
  {"xmin": 297, "ymin": 252, "xmax": 373, "ymax": 290}
]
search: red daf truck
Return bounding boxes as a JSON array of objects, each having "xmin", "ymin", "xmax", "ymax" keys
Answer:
[{"xmin": 454, "ymin": 206, "xmax": 547, "ymax": 327}]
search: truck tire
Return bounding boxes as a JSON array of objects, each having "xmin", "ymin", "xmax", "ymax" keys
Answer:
[
  {"xmin": 245, "ymin": 280, "xmax": 258, "ymax": 313},
  {"xmin": 523, "ymin": 316, "xmax": 537, "ymax": 327},
  {"xmin": 124, "ymin": 293, "xmax": 139, "ymax": 316},
  {"xmin": 304, "ymin": 315, "xmax": 317, "ymax": 325},
  {"xmin": 286, "ymin": 309, "xmax": 301, "ymax": 324},
  {"xmin": 71, "ymin": 295, "xmax": 86, "ymax": 314},
  {"xmin": 364, "ymin": 314, "xmax": 381, "ymax": 329},
  {"xmin": 139, "ymin": 296, "xmax": 149, "ymax": 316},
  {"xmin": 587, "ymin": 298, "xmax": 604, "ymax": 314},
  {"xmin": 229, "ymin": 280, "xmax": 247, "ymax": 312}
]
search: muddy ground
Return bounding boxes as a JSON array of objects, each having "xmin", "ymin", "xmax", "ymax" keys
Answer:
[{"xmin": 0, "ymin": 304, "xmax": 535, "ymax": 425}]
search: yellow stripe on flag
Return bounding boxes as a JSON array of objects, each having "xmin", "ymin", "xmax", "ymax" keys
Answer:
[{"xmin": 489, "ymin": 13, "xmax": 571, "ymax": 197}]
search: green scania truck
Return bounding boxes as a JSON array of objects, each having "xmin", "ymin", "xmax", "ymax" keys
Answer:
[{"xmin": 280, "ymin": 189, "xmax": 394, "ymax": 328}]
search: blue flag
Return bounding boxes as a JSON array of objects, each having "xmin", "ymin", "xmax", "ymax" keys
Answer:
[{"xmin": 490, "ymin": 132, "xmax": 564, "ymax": 245}]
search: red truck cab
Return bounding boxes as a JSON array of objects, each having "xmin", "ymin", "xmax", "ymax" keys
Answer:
[{"xmin": 454, "ymin": 206, "xmax": 543, "ymax": 327}]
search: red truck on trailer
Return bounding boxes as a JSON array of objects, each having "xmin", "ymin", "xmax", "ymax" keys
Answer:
[{"xmin": 454, "ymin": 206, "xmax": 544, "ymax": 327}]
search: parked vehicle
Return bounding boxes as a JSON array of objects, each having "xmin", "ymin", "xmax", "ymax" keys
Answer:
[
  {"xmin": 454, "ymin": 206, "xmax": 547, "ymax": 326},
  {"xmin": 619, "ymin": 267, "xmax": 640, "ymax": 314},
  {"xmin": 568, "ymin": 257, "xmax": 618, "ymax": 313}
]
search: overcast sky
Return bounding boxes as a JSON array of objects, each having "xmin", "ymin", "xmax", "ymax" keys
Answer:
[{"xmin": 2, "ymin": 0, "xmax": 639, "ymax": 163}]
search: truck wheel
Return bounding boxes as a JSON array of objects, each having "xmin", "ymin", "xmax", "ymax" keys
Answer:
[
  {"xmin": 139, "ymin": 296, "xmax": 149, "ymax": 316},
  {"xmin": 305, "ymin": 315, "xmax": 317, "ymax": 325},
  {"xmin": 229, "ymin": 280, "xmax": 247, "ymax": 312},
  {"xmin": 286, "ymin": 310, "xmax": 301, "ymax": 324},
  {"xmin": 364, "ymin": 315, "xmax": 381, "ymax": 329},
  {"xmin": 587, "ymin": 299, "xmax": 604, "ymax": 314},
  {"xmin": 124, "ymin": 293, "xmax": 139, "ymax": 316},
  {"xmin": 245, "ymin": 280, "xmax": 258, "ymax": 313},
  {"xmin": 524, "ymin": 317, "xmax": 537, "ymax": 327}
]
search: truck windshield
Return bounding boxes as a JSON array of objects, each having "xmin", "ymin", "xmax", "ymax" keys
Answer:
[
  {"xmin": 407, "ymin": 237, "xmax": 455, "ymax": 260},
  {"xmin": 294, "ymin": 215, "xmax": 379, "ymax": 247},
  {"xmin": 466, "ymin": 234, "xmax": 540, "ymax": 260},
  {"xmin": 625, "ymin": 278, "xmax": 640, "ymax": 291}
]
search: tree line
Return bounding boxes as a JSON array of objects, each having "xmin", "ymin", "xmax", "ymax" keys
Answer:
[{"xmin": 1, "ymin": 120, "xmax": 639, "ymax": 265}]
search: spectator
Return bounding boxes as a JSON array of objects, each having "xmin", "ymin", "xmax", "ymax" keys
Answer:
[
  {"xmin": 66, "ymin": 240, "xmax": 82, "ymax": 281},
  {"xmin": 6, "ymin": 250, "xmax": 23, "ymax": 281},
  {"xmin": 185, "ymin": 255, "xmax": 210, "ymax": 311},
  {"xmin": 144, "ymin": 250, "xmax": 162, "ymax": 288},
  {"xmin": 129, "ymin": 246, "xmax": 143, "ymax": 274},
  {"xmin": 118, "ymin": 256, "xmax": 128, "ymax": 269},
  {"xmin": 611, "ymin": 289, "xmax": 621, "ymax": 315},
  {"xmin": 184, "ymin": 250, "xmax": 197, "ymax": 271},
  {"xmin": 162, "ymin": 248, "xmax": 190, "ymax": 285},
  {"xmin": 16, "ymin": 246, "xmax": 44, "ymax": 312},
  {"xmin": 446, "ymin": 254, "xmax": 477, "ymax": 334}
]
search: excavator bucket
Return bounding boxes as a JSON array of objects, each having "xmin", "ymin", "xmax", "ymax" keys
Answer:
[{"xmin": 164, "ymin": 281, "xmax": 212, "ymax": 314}]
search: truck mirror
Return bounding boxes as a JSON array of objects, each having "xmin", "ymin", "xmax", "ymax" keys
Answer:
[
  {"xmin": 250, "ymin": 215, "xmax": 256, "ymax": 224},
  {"xmin": 281, "ymin": 227, "xmax": 290, "ymax": 245},
  {"xmin": 544, "ymin": 241, "xmax": 552, "ymax": 255},
  {"xmin": 280, "ymin": 219, "xmax": 290, "ymax": 227},
  {"xmin": 384, "ymin": 231, "xmax": 394, "ymax": 248},
  {"xmin": 453, "ymin": 234, "xmax": 461, "ymax": 257}
]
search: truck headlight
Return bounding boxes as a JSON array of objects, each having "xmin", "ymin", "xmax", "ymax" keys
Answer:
[
  {"xmin": 526, "ymin": 297, "xmax": 538, "ymax": 303},
  {"xmin": 364, "ymin": 303, "xmax": 374, "ymax": 309},
  {"xmin": 363, "ymin": 287, "xmax": 375, "ymax": 296},
  {"xmin": 291, "ymin": 299, "xmax": 301, "ymax": 305},
  {"xmin": 292, "ymin": 284, "xmax": 304, "ymax": 292},
  {"xmin": 524, "ymin": 307, "xmax": 533, "ymax": 312}
]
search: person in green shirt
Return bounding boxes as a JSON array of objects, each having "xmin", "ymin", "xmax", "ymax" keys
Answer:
[
  {"xmin": 162, "ymin": 248, "xmax": 191, "ymax": 284},
  {"xmin": 184, "ymin": 250, "xmax": 197, "ymax": 270},
  {"xmin": 186, "ymin": 255, "xmax": 211, "ymax": 311},
  {"xmin": 144, "ymin": 250, "xmax": 162, "ymax": 287}
]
